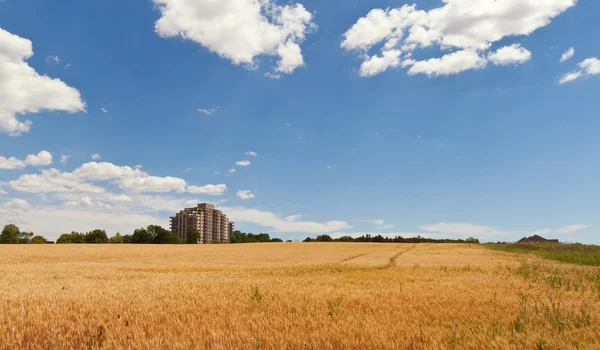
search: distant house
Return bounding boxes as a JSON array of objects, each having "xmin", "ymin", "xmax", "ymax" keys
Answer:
[{"xmin": 517, "ymin": 235, "xmax": 559, "ymax": 244}]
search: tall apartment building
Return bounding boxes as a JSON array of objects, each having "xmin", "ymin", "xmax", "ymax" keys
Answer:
[{"xmin": 170, "ymin": 203, "xmax": 234, "ymax": 244}]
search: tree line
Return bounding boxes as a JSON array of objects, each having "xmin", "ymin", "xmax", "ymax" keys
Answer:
[
  {"xmin": 1, "ymin": 224, "xmax": 287, "ymax": 245},
  {"xmin": 303, "ymin": 234, "xmax": 480, "ymax": 244}
]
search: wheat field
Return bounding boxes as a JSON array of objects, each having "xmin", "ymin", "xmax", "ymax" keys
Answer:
[{"xmin": 1, "ymin": 243, "xmax": 599, "ymax": 349}]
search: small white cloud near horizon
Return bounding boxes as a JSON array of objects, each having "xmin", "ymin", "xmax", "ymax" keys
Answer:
[
  {"xmin": 557, "ymin": 224, "xmax": 591, "ymax": 234},
  {"xmin": 560, "ymin": 47, "xmax": 575, "ymax": 62},
  {"xmin": 488, "ymin": 44, "xmax": 532, "ymax": 66},
  {"xmin": 91, "ymin": 154, "xmax": 101, "ymax": 160},
  {"xmin": 187, "ymin": 184, "xmax": 227, "ymax": 195},
  {"xmin": 237, "ymin": 190, "xmax": 255, "ymax": 200},
  {"xmin": 101, "ymin": 107, "xmax": 108, "ymax": 113},
  {"xmin": 245, "ymin": 151, "xmax": 258, "ymax": 157},
  {"xmin": 559, "ymin": 57, "xmax": 600, "ymax": 84},
  {"xmin": 235, "ymin": 160, "xmax": 251, "ymax": 167},
  {"xmin": 228, "ymin": 168, "xmax": 236, "ymax": 173},
  {"xmin": 214, "ymin": 171, "xmax": 220, "ymax": 175}
]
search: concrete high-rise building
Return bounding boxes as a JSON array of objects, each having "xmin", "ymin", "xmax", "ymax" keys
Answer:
[{"xmin": 170, "ymin": 203, "xmax": 234, "ymax": 244}]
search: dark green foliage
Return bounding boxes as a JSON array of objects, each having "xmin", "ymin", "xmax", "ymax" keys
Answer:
[
  {"xmin": 230, "ymin": 231, "xmax": 283, "ymax": 243},
  {"xmin": 0, "ymin": 224, "xmax": 20, "ymax": 244},
  {"xmin": 122, "ymin": 234, "xmax": 132, "ymax": 243},
  {"xmin": 186, "ymin": 228, "xmax": 200, "ymax": 244},
  {"xmin": 302, "ymin": 233, "xmax": 482, "ymax": 244},
  {"xmin": 488, "ymin": 243, "xmax": 600, "ymax": 266},
  {"xmin": 31, "ymin": 235, "xmax": 48, "ymax": 244},
  {"xmin": 270, "ymin": 238, "xmax": 283, "ymax": 242},
  {"xmin": 131, "ymin": 228, "xmax": 154, "ymax": 244},
  {"xmin": 315, "ymin": 235, "xmax": 333, "ymax": 242},
  {"xmin": 85, "ymin": 229, "xmax": 108, "ymax": 244},
  {"xmin": 108, "ymin": 233, "xmax": 123, "ymax": 244},
  {"xmin": 152, "ymin": 226, "xmax": 181, "ymax": 244},
  {"xmin": 286, "ymin": 240, "xmax": 293, "ymax": 243}
]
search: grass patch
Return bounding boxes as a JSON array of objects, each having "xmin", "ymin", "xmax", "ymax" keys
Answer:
[{"xmin": 487, "ymin": 243, "xmax": 600, "ymax": 266}]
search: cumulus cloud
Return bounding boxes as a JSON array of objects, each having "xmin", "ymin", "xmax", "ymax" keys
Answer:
[
  {"xmin": 560, "ymin": 47, "xmax": 575, "ymax": 62},
  {"xmin": 9, "ymin": 161, "xmax": 224, "ymax": 195},
  {"xmin": 187, "ymin": 184, "xmax": 227, "ymax": 195},
  {"xmin": 359, "ymin": 50, "xmax": 402, "ymax": 77},
  {"xmin": 1, "ymin": 198, "xmax": 30, "ymax": 211},
  {"xmin": 228, "ymin": 169, "xmax": 236, "ymax": 173},
  {"xmin": 407, "ymin": 50, "xmax": 488, "ymax": 76},
  {"xmin": 0, "ymin": 28, "xmax": 85, "ymax": 135},
  {"xmin": 235, "ymin": 160, "xmax": 251, "ymax": 167},
  {"xmin": 236, "ymin": 190, "xmax": 255, "ymax": 200},
  {"xmin": 221, "ymin": 206, "xmax": 351, "ymax": 233},
  {"xmin": 342, "ymin": 0, "xmax": 575, "ymax": 77},
  {"xmin": 0, "ymin": 151, "xmax": 53, "ymax": 170},
  {"xmin": 91, "ymin": 154, "xmax": 101, "ymax": 160},
  {"xmin": 559, "ymin": 57, "xmax": 600, "ymax": 84},
  {"xmin": 488, "ymin": 44, "xmax": 532, "ymax": 66},
  {"xmin": 153, "ymin": 0, "xmax": 316, "ymax": 76},
  {"xmin": 245, "ymin": 151, "xmax": 258, "ymax": 157},
  {"xmin": 60, "ymin": 154, "xmax": 70, "ymax": 164}
]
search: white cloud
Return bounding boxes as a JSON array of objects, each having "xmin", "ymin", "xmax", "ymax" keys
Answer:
[
  {"xmin": 45, "ymin": 55, "xmax": 60, "ymax": 63},
  {"xmin": 560, "ymin": 47, "xmax": 575, "ymax": 62},
  {"xmin": 0, "ymin": 151, "xmax": 53, "ymax": 169},
  {"xmin": 419, "ymin": 222, "xmax": 511, "ymax": 239},
  {"xmin": 245, "ymin": 151, "xmax": 258, "ymax": 157},
  {"xmin": 407, "ymin": 50, "xmax": 488, "ymax": 76},
  {"xmin": 559, "ymin": 57, "xmax": 600, "ymax": 84},
  {"xmin": 106, "ymin": 194, "xmax": 134, "ymax": 203},
  {"xmin": 91, "ymin": 154, "xmax": 101, "ymax": 160},
  {"xmin": 153, "ymin": 0, "xmax": 316, "ymax": 76},
  {"xmin": 214, "ymin": 171, "xmax": 221, "ymax": 175},
  {"xmin": 342, "ymin": 0, "xmax": 575, "ymax": 77},
  {"xmin": 197, "ymin": 108, "xmax": 215, "ymax": 116},
  {"xmin": 236, "ymin": 190, "xmax": 255, "ymax": 200},
  {"xmin": 228, "ymin": 169, "xmax": 236, "ymax": 173},
  {"xmin": 187, "ymin": 184, "xmax": 227, "ymax": 195},
  {"xmin": 0, "ymin": 202, "xmax": 165, "ymax": 240},
  {"xmin": 377, "ymin": 224, "xmax": 396, "ymax": 229},
  {"xmin": 488, "ymin": 44, "xmax": 532, "ymax": 66},
  {"xmin": 0, "ymin": 28, "xmax": 85, "ymax": 135},
  {"xmin": 557, "ymin": 224, "xmax": 590, "ymax": 234},
  {"xmin": 235, "ymin": 160, "xmax": 251, "ymax": 167},
  {"xmin": 359, "ymin": 50, "xmax": 402, "ymax": 77},
  {"xmin": 1, "ymin": 199, "xmax": 30, "ymax": 211},
  {"xmin": 531, "ymin": 229, "xmax": 552, "ymax": 236},
  {"xmin": 221, "ymin": 206, "xmax": 351, "ymax": 233},
  {"xmin": 24, "ymin": 151, "xmax": 53, "ymax": 167},
  {"xmin": 9, "ymin": 169, "xmax": 105, "ymax": 194},
  {"xmin": 101, "ymin": 107, "xmax": 108, "ymax": 113},
  {"xmin": 60, "ymin": 154, "xmax": 70, "ymax": 164}
]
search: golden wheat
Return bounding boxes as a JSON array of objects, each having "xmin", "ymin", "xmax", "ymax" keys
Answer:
[{"xmin": 0, "ymin": 243, "xmax": 599, "ymax": 349}]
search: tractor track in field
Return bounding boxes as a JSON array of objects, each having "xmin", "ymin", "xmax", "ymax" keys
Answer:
[{"xmin": 387, "ymin": 244, "xmax": 418, "ymax": 268}]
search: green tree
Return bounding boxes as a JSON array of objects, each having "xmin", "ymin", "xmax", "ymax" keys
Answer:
[
  {"xmin": 270, "ymin": 238, "xmax": 283, "ymax": 242},
  {"xmin": 131, "ymin": 228, "xmax": 154, "ymax": 244},
  {"xmin": 466, "ymin": 237, "xmax": 480, "ymax": 244},
  {"xmin": 186, "ymin": 228, "xmax": 200, "ymax": 244},
  {"xmin": 70, "ymin": 232, "xmax": 86, "ymax": 243},
  {"xmin": 336, "ymin": 236, "xmax": 355, "ymax": 242},
  {"xmin": 57, "ymin": 233, "xmax": 73, "ymax": 244},
  {"xmin": 153, "ymin": 226, "xmax": 181, "ymax": 244},
  {"xmin": 18, "ymin": 231, "xmax": 34, "ymax": 244},
  {"xmin": 108, "ymin": 233, "xmax": 123, "ymax": 244},
  {"xmin": 85, "ymin": 229, "xmax": 108, "ymax": 244},
  {"xmin": 31, "ymin": 236, "xmax": 48, "ymax": 244},
  {"xmin": 122, "ymin": 234, "xmax": 132, "ymax": 244},
  {"xmin": 315, "ymin": 235, "xmax": 333, "ymax": 242},
  {"xmin": 0, "ymin": 224, "xmax": 20, "ymax": 244}
]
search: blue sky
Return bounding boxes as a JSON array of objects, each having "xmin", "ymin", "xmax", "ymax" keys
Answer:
[{"xmin": 0, "ymin": 0, "xmax": 599, "ymax": 242}]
